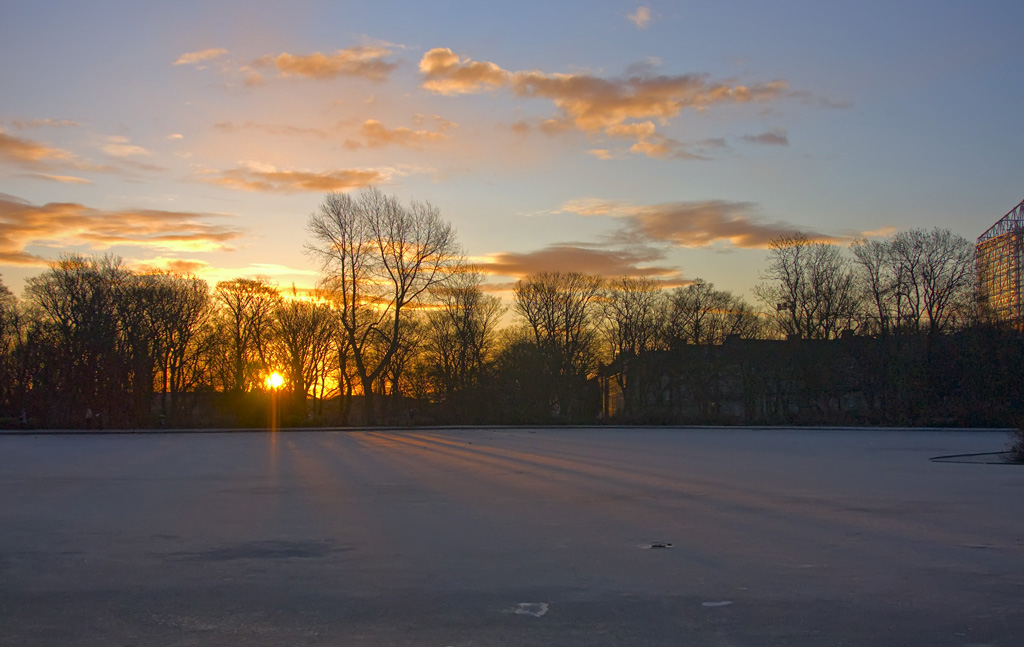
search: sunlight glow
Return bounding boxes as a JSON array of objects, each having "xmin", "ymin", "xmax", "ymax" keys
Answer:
[{"xmin": 265, "ymin": 371, "xmax": 285, "ymax": 390}]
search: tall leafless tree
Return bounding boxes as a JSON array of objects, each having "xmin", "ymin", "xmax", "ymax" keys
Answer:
[
  {"xmin": 0, "ymin": 276, "xmax": 16, "ymax": 411},
  {"xmin": 307, "ymin": 187, "xmax": 462, "ymax": 424},
  {"xmin": 134, "ymin": 272, "xmax": 212, "ymax": 422},
  {"xmin": 271, "ymin": 286, "xmax": 335, "ymax": 414},
  {"xmin": 850, "ymin": 238, "xmax": 897, "ymax": 336},
  {"xmin": 514, "ymin": 271, "xmax": 603, "ymax": 418},
  {"xmin": 754, "ymin": 233, "xmax": 860, "ymax": 340},
  {"xmin": 212, "ymin": 277, "xmax": 281, "ymax": 393},
  {"xmin": 888, "ymin": 228, "xmax": 976, "ymax": 337},
  {"xmin": 424, "ymin": 268, "xmax": 505, "ymax": 410},
  {"xmin": 664, "ymin": 279, "xmax": 761, "ymax": 347},
  {"xmin": 599, "ymin": 276, "xmax": 665, "ymax": 416}
]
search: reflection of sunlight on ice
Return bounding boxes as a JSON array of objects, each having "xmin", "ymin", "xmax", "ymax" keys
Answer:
[
  {"xmin": 266, "ymin": 371, "xmax": 283, "ymax": 436},
  {"xmin": 268, "ymin": 426, "xmax": 278, "ymax": 478}
]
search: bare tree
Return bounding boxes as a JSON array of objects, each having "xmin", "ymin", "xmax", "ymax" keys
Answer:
[
  {"xmin": 376, "ymin": 312, "xmax": 426, "ymax": 398},
  {"xmin": 135, "ymin": 272, "xmax": 211, "ymax": 422},
  {"xmin": 514, "ymin": 271, "xmax": 603, "ymax": 418},
  {"xmin": 0, "ymin": 276, "xmax": 16, "ymax": 411},
  {"xmin": 850, "ymin": 238, "xmax": 897, "ymax": 336},
  {"xmin": 271, "ymin": 286, "xmax": 335, "ymax": 414},
  {"xmin": 25, "ymin": 255, "xmax": 131, "ymax": 425},
  {"xmin": 664, "ymin": 279, "xmax": 761, "ymax": 347},
  {"xmin": 888, "ymin": 228, "xmax": 976, "ymax": 337},
  {"xmin": 754, "ymin": 234, "xmax": 859, "ymax": 340},
  {"xmin": 213, "ymin": 277, "xmax": 281, "ymax": 393},
  {"xmin": 307, "ymin": 187, "xmax": 462, "ymax": 425},
  {"xmin": 599, "ymin": 276, "xmax": 666, "ymax": 416},
  {"xmin": 601, "ymin": 276, "xmax": 665, "ymax": 357},
  {"xmin": 424, "ymin": 268, "xmax": 505, "ymax": 412},
  {"xmin": 852, "ymin": 229, "xmax": 976, "ymax": 337}
]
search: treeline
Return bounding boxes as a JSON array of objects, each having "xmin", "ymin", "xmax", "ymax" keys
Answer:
[{"xmin": 0, "ymin": 188, "xmax": 1017, "ymax": 428}]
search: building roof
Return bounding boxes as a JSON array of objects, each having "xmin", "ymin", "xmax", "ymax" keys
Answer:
[{"xmin": 978, "ymin": 198, "xmax": 1024, "ymax": 244}]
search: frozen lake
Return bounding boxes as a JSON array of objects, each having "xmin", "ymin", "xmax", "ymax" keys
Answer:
[{"xmin": 1, "ymin": 427, "xmax": 1022, "ymax": 645}]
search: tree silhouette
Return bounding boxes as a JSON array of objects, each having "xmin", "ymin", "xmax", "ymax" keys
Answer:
[{"xmin": 307, "ymin": 188, "xmax": 461, "ymax": 425}]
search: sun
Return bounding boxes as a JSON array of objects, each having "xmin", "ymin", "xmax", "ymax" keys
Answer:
[{"xmin": 265, "ymin": 372, "xmax": 284, "ymax": 390}]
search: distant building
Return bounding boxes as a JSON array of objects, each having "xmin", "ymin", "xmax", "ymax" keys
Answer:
[{"xmin": 977, "ymin": 198, "xmax": 1024, "ymax": 327}]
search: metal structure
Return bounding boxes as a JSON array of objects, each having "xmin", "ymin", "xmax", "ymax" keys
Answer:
[{"xmin": 977, "ymin": 198, "xmax": 1024, "ymax": 326}]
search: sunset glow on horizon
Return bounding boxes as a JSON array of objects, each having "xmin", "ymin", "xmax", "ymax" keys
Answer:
[{"xmin": 1, "ymin": 1, "xmax": 1022, "ymax": 302}]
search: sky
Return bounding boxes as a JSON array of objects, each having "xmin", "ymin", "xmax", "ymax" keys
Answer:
[{"xmin": 1, "ymin": 0, "xmax": 1022, "ymax": 303}]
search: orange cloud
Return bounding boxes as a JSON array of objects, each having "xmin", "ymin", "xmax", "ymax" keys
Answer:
[
  {"xmin": 0, "ymin": 129, "xmax": 76, "ymax": 165},
  {"xmin": 478, "ymin": 244, "xmax": 681, "ymax": 279},
  {"xmin": 199, "ymin": 164, "xmax": 387, "ymax": 193},
  {"xmin": 412, "ymin": 114, "xmax": 457, "ymax": 132},
  {"xmin": 0, "ymin": 128, "xmax": 128, "ymax": 179},
  {"xmin": 611, "ymin": 133, "xmax": 722, "ymax": 160},
  {"xmin": 0, "ymin": 194, "xmax": 243, "ymax": 266},
  {"xmin": 1, "ymin": 128, "xmax": 166, "ymax": 182},
  {"xmin": 101, "ymin": 135, "xmax": 151, "ymax": 157},
  {"xmin": 254, "ymin": 46, "xmax": 396, "ymax": 81},
  {"xmin": 508, "ymin": 117, "xmax": 575, "ymax": 137},
  {"xmin": 560, "ymin": 198, "xmax": 841, "ymax": 249},
  {"xmin": 859, "ymin": 226, "xmax": 898, "ymax": 238},
  {"xmin": 628, "ymin": 6, "xmax": 652, "ymax": 28},
  {"xmin": 605, "ymin": 121, "xmax": 658, "ymax": 139},
  {"xmin": 240, "ymin": 65, "xmax": 266, "ymax": 87},
  {"xmin": 625, "ymin": 202, "xmax": 805, "ymax": 247},
  {"xmin": 355, "ymin": 119, "xmax": 450, "ymax": 148},
  {"xmin": 511, "ymin": 71, "xmax": 788, "ymax": 132},
  {"xmin": 135, "ymin": 257, "xmax": 212, "ymax": 275},
  {"xmin": 21, "ymin": 173, "xmax": 92, "ymax": 184},
  {"xmin": 174, "ymin": 48, "xmax": 228, "ymax": 66},
  {"xmin": 631, "ymin": 136, "xmax": 710, "ymax": 160},
  {"xmin": 421, "ymin": 49, "xmax": 791, "ymax": 159},
  {"xmin": 419, "ymin": 48, "xmax": 510, "ymax": 95}
]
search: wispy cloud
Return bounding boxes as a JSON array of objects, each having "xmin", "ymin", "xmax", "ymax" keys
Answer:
[
  {"xmin": 419, "ymin": 48, "xmax": 791, "ymax": 159},
  {"xmin": 558, "ymin": 198, "xmax": 843, "ymax": 248},
  {"xmin": 253, "ymin": 46, "xmax": 397, "ymax": 81},
  {"xmin": 10, "ymin": 118, "xmax": 79, "ymax": 130},
  {"xmin": 477, "ymin": 244, "xmax": 680, "ymax": 279},
  {"xmin": 508, "ymin": 117, "xmax": 574, "ymax": 137},
  {"xmin": 511, "ymin": 71, "xmax": 788, "ymax": 131},
  {"xmin": 101, "ymin": 135, "xmax": 152, "ymax": 157},
  {"xmin": 176, "ymin": 44, "xmax": 398, "ymax": 85},
  {"xmin": 0, "ymin": 129, "xmax": 77, "ymax": 165},
  {"xmin": 19, "ymin": 173, "xmax": 92, "ymax": 184},
  {"xmin": 346, "ymin": 119, "xmax": 452, "ymax": 149},
  {"xmin": 628, "ymin": 6, "xmax": 652, "ymax": 29},
  {"xmin": 740, "ymin": 128, "xmax": 788, "ymax": 146},
  {"xmin": 0, "ymin": 128, "xmax": 159, "ymax": 180},
  {"xmin": 0, "ymin": 194, "xmax": 243, "ymax": 266},
  {"xmin": 0, "ymin": 128, "xmax": 115, "ymax": 181},
  {"xmin": 174, "ymin": 48, "xmax": 229, "ymax": 66},
  {"xmin": 858, "ymin": 226, "xmax": 898, "ymax": 238},
  {"xmin": 197, "ymin": 162, "xmax": 388, "ymax": 193},
  {"xmin": 213, "ymin": 121, "xmax": 331, "ymax": 139}
]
